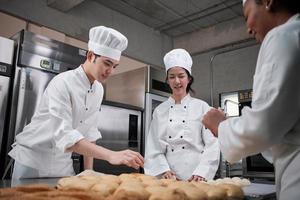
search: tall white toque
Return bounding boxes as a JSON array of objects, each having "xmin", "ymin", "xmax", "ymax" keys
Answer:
[
  {"xmin": 163, "ymin": 48, "xmax": 193, "ymax": 75},
  {"xmin": 242, "ymin": 0, "xmax": 248, "ymax": 6},
  {"xmin": 88, "ymin": 26, "xmax": 128, "ymax": 61}
]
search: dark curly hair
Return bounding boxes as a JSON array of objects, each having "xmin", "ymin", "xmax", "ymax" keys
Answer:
[{"xmin": 255, "ymin": 0, "xmax": 300, "ymax": 14}]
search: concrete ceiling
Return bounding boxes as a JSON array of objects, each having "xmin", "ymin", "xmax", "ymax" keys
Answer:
[
  {"xmin": 91, "ymin": 0, "xmax": 244, "ymax": 37},
  {"xmin": 45, "ymin": 0, "xmax": 245, "ymax": 72}
]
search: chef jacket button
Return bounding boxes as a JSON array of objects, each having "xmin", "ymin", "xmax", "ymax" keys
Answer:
[
  {"xmin": 80, "ymin": 120, "xmax": 83, "ymax": 123},
  {"xmin": 171, "ymin": 149, "xmax": 174, "ymax": 152},
  {"xmin": 182, "ymin": 120, "xmax": 185, "ymax": 123},
  {"xmin": 201, "ymin": 150, "xmax": 204, "ymax": 154},
  {"xmin": 86, "ymin": 108, "xmax": 88, "ymax": 111},
  {"xmin": 171, "ymin": 106, "xmax": 173, "ymax": 108},
  {"xmin": 169, "ymin": 136, "xmax": 172, "ymax": 138},
  {"xmin": 170, "ymin": 119, "xmax": 172, "ymax": 122},
  {"xmin": 184, "ymin": 106, "xmax": 187, "ymax": 109},
  {"xmin": 180, "ymin": 136, "xmax": 183, "ymax": 138},
  {"xmin": 182, "ymin": 146, "xmax": 185, "ymax": 149}
]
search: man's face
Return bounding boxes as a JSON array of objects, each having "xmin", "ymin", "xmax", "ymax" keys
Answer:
[
  {"xmin": 243, "ymin": 0, "xmax": 274, "ymax": 42},
  {"xmin": 90, "ymin": 53, "xmax": 119, "ymax": 83}
]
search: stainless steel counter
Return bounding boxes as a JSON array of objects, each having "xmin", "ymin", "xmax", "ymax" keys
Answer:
[{"xmin": 0, "ymin": 178, "xmax": 59, "ymax": 188}]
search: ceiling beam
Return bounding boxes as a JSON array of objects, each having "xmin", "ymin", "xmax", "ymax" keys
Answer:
[{"xmin": 47, "ymin": 0, "xmax": 85, "ymax": 12}]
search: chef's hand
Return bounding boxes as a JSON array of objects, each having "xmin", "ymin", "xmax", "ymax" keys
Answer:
[
  {"xmin": 202, "ymin": 108, "xmax": 226, "ymax": 137},
  {"xmin": 188, "ymin": 175, "xmax": 206, "ymax": 182},
  {"xmin": 108, "ymin": 149, "xmax": 144, "ymax": 169},
  {"xmin": 162, "ymin": 170, "xmax": 178, "ymax": 180}
]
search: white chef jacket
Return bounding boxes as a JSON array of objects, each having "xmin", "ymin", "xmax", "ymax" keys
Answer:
[
  {"xmin": 9, "ymin": 66, "xmax": 103, "ymax": 177},
  {"xmin": 218, "ymin": 14, "xmax": 300, "ymax": 200},
  {"xmin": 144, "ymin": 94, "xmax": 220, "ymax": 181}
]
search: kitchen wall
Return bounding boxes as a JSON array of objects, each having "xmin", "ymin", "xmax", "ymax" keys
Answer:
[
  {"xmin": 191, "ymin": 44, "xmax": 260, "ymax": 106},
  {"xmin": 174, "ymin": 16, "xmax": 260, "ymax": 106}
]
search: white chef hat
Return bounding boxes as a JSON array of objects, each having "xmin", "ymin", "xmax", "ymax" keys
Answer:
[
  {"xmin": 163, "ymin": 48, "xmax": 193, "ymax": 75},
  {"xmin": 242, "ymin": 0, "xmax": 248, "ymax": 6},
  {"xmin": 88, "ymin": 26, "xmax": 128, "ymax": 61}
]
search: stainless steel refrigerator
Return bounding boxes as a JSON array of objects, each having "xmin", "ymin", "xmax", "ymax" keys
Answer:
[
  {"xmin": 0, "ymin": 37, "xmax": 15, "ymax": 178},
  {"xmin": 92, "ymin": 103, "xmax": 143, "ymax": 175},
  {"xmin": 2, "ymin": 30, "xmax": 86, "ymax": 178}
]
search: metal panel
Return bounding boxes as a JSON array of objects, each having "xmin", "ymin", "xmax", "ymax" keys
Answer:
[
  {"xmin": 94, "ymin": 104, "xmax": 142, "ymax": 175},
  {"xmin": 143, "ymin": 92, "xmax": 167, "ymax": 154},
  {"xmin": 14, "ymin": 67, "xmax": 56, "ymax": 135},
  {"xmin": 0, "ymin": 76, "xmax": 10, "ymax": 154}
]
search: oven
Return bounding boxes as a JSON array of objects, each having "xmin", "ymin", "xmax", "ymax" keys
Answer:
[{"xmin": 219, "ymin": 89, "xmax": 275, "ymax": 180}]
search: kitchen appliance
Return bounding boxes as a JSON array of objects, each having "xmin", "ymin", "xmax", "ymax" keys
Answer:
[
  {"xmin": 219, "ymin": 90, "xmax": 275, "ymax": 180},
  {"xmin": 105, "ymin": 66, "xmax": 171, "ymax": 156},
  {"xmin": 0, "ymin": 37, "xmax": 15, "ymax": 178},
  {"xmin": 144, "ymin": 66, "xmax": 171, "ymax": 148},
  {"xmin": 90, "ymin": 102, "xmax": 142, "ymax": 175},
  {"xmin": 2, "ymin": 30, "xmax": 86, "ymax": 178}
]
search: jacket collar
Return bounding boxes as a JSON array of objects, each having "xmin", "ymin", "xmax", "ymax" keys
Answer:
[
  {"xmin": 287, "ymin": 13, "xmax": 300, "ymax": 23},
  {"xmin": 168, "ymin": 93, "xmax": 191, "ymax": 105},
  {"xmin": 76, "ymin": 65, "xmax": 95, "ymax": 90}
]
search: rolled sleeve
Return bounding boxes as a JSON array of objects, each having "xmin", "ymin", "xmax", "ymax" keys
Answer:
[
  {"xmin": 56, "ymin": 129, "xmax": 85, "ymax": 153},
  {"xmin": 85, "ymin": 127, "xmax": 102, "ymax": 142}
]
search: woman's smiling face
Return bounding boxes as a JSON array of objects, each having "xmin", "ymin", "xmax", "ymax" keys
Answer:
[{"xmin": 167, "ymin": 66, "xmax": 190, "ymax": 97}]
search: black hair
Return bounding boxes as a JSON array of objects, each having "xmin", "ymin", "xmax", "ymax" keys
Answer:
[
  {"xmin": 166, "ymin": 68, "xmax": 195, "ymax": 94},
  {"xmin": 255, "ymin": 0, "xmax": 300, "ymax": 14}
]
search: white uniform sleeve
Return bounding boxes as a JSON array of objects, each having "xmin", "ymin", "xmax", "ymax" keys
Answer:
[
  {"xmin": 193, "ymin": 105, "xmax": 220, "ymax": 180},
  {"xmin": 219, "ymin": 29, "xmax": 300, "ymax": 163},
  {"xmin": 144, "ymin": 109, "xmax": 170, "ymax": 177},
  {"xmin": 86, "ymin": 127, "xmax": 102, "ymax": 142},
  {"xmin": 47, "ymin": 82, "xmax": 84, "ymax": 153}
]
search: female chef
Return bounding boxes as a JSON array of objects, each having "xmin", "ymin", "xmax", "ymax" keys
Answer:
[
  {"xmin": 202, "ymin": 0, "xmax": 300, "ymax": 199},
  {"xmin": 144, "ymin": 49, "xmax": 220, "ymax": 181},
  {"xmin": 9, "ymin": 26, "xmax": 144, "ymax": 179}
]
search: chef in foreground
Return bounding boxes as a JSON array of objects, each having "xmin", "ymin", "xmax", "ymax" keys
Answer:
[
  {"xmin": 144, "ymin": 49, "xmax": 220, "ymax": 181},
  {"xmin": 202, "ymin": 0, "xmax": 300, "ymax": 199},
  {"xmin": 9, "ymin": 25, "xmax": 144, "ymax": 179}
]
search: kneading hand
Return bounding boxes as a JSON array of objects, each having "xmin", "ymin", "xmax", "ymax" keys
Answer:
[
  {"xmin": 202, "ymin": 108, "xmax": 226, "ymax": 137},
  {"xmin": 188, "ymin": 175, "xmax": 206, "ymax": 182},
  {"xmin": 108, "ymin": 149, "xmax": 144, "ymax": 169}
]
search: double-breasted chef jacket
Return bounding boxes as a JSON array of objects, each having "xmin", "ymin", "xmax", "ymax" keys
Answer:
[
  {"xmin": 218, "ymin": 14, "xmax": 300, "ymax": 200},
  {"xmin": 144, "ymin": 94, "xmax": 220, "ymax": 181},
  {"xmin": 9, "ymin": 66, "xmax": 103, "ymax": 177}
]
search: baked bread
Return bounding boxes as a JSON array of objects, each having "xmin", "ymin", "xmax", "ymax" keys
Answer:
[
  {"xmin": 146, "ymin": 185, "xmax": 188, "ymax": 200},
  {"xmin": 112, "ymin": 184, "xmax": 150, "ymax": 200},
  {"xmin": 57, "ymin": 176, "xmax": 97, "ymax": 191},
  {"xmin": 192, "ymin": 182, "xmax": 227, "ymax": 200},
  {"xmin": 168, "ymin": 181, "xmax": 208, "ymax": 200},
  {"xmin": 217, "ymin": 183, "xmax": 244, "ymax": 199},
  {"xmin": 90, "ymin": 182, "xmax": 119, "ymax": 197}
]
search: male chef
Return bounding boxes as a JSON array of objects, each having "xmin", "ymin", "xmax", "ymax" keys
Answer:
[{"xmin": 9, "ymin": 26, "xmax": 144, "ymax": 179}]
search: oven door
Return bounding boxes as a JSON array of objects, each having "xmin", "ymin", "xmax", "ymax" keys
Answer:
[{"xmin": 143, "ymin": 92, "xmax": 168, "ymax": 154}]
